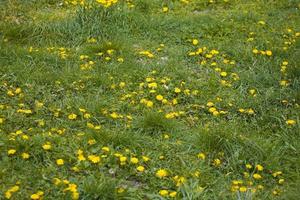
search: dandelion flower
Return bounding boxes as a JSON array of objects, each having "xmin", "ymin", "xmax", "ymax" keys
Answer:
[
  {"xmin": 136, "ymin": 166, "xmax": 145, "ymax": 172},
  {"xmin": 256, "ymin": 164, "xmax": 264, "ymax": 171},
  {"xmin": 253, "ymin": 173, "xmax": 262, "ymax": 180},
  {"xmin": 22, "ymin": 153, "xmax": 30, "ymax": 159},
  {"xmin": 42, "ymin": 143, "xmax": 52, "ymax": 150},
  {"xmin": 56, "ymin": 159, "xmax": 64, "ymax": 166},
  {"xmin": 159, "ymin": 190, "xmax": 169, "ymax": 196},
  {"xmin": 162, "ymin": 6, "xmax": 168, "ymax": 12},
  {"xmin": 8, "ymin": 149, "xmax": 16, "ymax": 155},
  {"xmin": 192, "ymin": 39, "xmax": 199, "ymax": 45},
  {"xmin": 88, "ymin": 155, "xmax": 101, "ymax": 163},
  {"xmin": 156, "ymin": 95, "xmax": 164, "ymax": 101},
  {"xmin": 156, "ymin": 169, "xmax": 168, "ymax": 178},
  {"xmin": 68, "ymin": 113, "xmax": 77, "ymax": 120},
  {"xmin": 174, "ymin": 87, "xmax": 181, "ymax": 93},
  {"xmin": 130, "ymin": 157, "xmax": 139, "ymax": 164},
  {"xmin": 286, "ymin": 119, "xmax": 296, "ymax": 125}
]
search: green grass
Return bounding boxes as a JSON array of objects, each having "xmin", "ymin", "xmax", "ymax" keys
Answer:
[{"xmin": 0, "ymin": 0, "xmax": 299, "ymax": 199}]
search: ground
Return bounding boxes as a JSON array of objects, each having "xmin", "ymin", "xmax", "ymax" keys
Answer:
[{"xmin": 0, "ymin": 0, "xmax": 299, "ymax": 199}]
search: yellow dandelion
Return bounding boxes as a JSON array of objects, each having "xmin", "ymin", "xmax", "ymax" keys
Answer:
[
  {"xmin": 56, "ymin": 159, "xmax": 64, "ymax": 166},
  {"xmin": 156, "ymin": 169, "xmax": 168, "ymax": 178}
]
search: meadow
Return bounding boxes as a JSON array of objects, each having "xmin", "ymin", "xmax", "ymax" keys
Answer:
[{"xmin": 0, "ymin": 0, "xmax": 299, "ymax": 199}]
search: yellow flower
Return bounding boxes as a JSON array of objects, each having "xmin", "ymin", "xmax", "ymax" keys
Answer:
[
  {"xmin": 243, "ymin": 172, "xmax": 250, "ymax": 178},
  {"xmin": 119, "ymin": 82, "xmax": 126, "ymax": 88},
  {"xmin": 188, "ymin": 52, "xmax": 196, "ymax": 56},
  {"xmin": 119, "ymin": 156, "xmax": 127, "ymax": 162},
  {"xmin": 146, "ymin": 101, "xmax": 153, "ymax": 107},
  {"xmin": 212, "ymin": 110, "xmax": 220, "ymax": 116},
  {"xmin": 142, "ymin": 156, "xmax": 150, "ymax": 162},
  {"xmin": 56, "ymin": 159, "xmax": 64, "ymax": 166},
  {"xmin": 266, "ymin": 50, "xmax": 272, "ymax": 56},
  {"xmin": 208, "ymin": 107, "xmax": 216, "ymax": 113},
  {"xmin": 88, "ymin": 155, "xmax": 101, "ymax": 163},
  {"xmin": 22, "ymin": 152, "xmax": 30, "ymax": 159},
  {"xmin": 110, "ymin": 112, "xmax": 119, "ymax": 119},
  {"xmin": 220, "ymin": 71, "xmax": 227, "ymax": 77},
  {"xmin": 162, "ymin": 6, "xmax": 168, "ymax": 12},
  {"xmin": 96, "ymin": 0, "xmax": 118, "ymax": 8},
  {"xmin": 256, "ymin": 164, "xmax": 263, "ymax": 171},
  {"xmin": 253, "ymin": 173, "xmax": 262, "ymax": 180},
  {"xmin": 42, "ymin": 143, "xmax": 52, "ymax": 150},
  {"xmin": 9, "ymin": 186, "xmax": 19, "ymax": 192},
  {"xmin": 130, "ymin": 157, "xmax": 139, "ymax": 164},
  {"xmin": 239, "ymin": 186, "xmax": 247, "ymax": 192},
  {"xmin": 136, "ymin": 165, "xmax": 145, "ymax": 172},
  {"xmin": 272, "ymin": 171, "xmax": 282, "ymax": 177},
  {"xmin": 197, "ymin": 152, "xmax": 206, "ymax": 160},
  {"xmin": 7, "ymin": 90, "xmax": 14, "ymax": 96},
  {"xmin": 102, "ymin": 146, "xmax": 110, "ymax": 152},
  {"xmin": 173, "ymin": 175, "xmax": 186, "ymax": 186},
  {"xmin": 107, "ymin": 49, "xmax": 114, "ymax": 55},
  {"xmin": 286, "ymin": 119, "xmax": 296, "ymax": 125},
  {"xmin": 17, "ymin": 109, "xmax": 32, "ymax": 114},
  {"xmin": 278, "ymin": 179, "xmax": 284, "ymax": 184},
  {"xmin": 30, "ymin": 191, "xmax": 43, "ymax": 200},
  {"xmin": 5, "ymin": 191, "xmax": 12, "ymax": 199},
  {"xmin": 8, "ymin": 149, "xmax": 16, "ymax": 155},
  {"xmin": 87, "ymin": 38, "xmax": 97, "ymax": 43},
  {"xmin": 249, "ymin": 89, "xmax": 256, "ymax": 96},
  {"xmin": 174, "ymin": 87, "xmax": 181, "ymax": 93},
  {"xmin": 30, "ymin": 194, "xmax": 40, "ymax": 200},
  {"xmin": 272, "ymin": 189, "xmax": 280, "ymax": 195},
  {"xmin": 169, "ymin": 191, "xmax": 177, "ymax": 197},
  {"xmin": 88, "ymin": 139, "xmax": 96, "ymax": 145},
  {"xmin": 159, "ymin": 189, "xmax": 169, "ymax": 196},
  {"xmin": 192, "ymin": 39, "xmax": 199, "ymax": 45},
  {"xmin": 72, "ymin": 192, "xmax": 79, "ymax": 200},
  {"xmin": 206, "ymin": 102, "xmax": 214, "ymax": 107},
  {"xmin": 72, "ymin": 166, "xmax": 80, "ymax": 172},
  {"xmin": 156, "ymin": 95, "xmax": 164, "ymax": 101},
  {"xmin": 78, "ymin": 154, "xmax": 86, "ymax": 161},
  {"xmin": 5, "ymin": 185, "xmax": 20, "ymax": 199},
  {"xmin": 239, "ymin": 108, "xmax": 245, "ymax": 113},
  {"xmin": 232, "ymin": 180, "xmax": 243, "ymax": 185},
  {"xmin": 213, "ymin": 158, "xmax": 221, "ymax": 167},
  {"xmin": 15, "ymin": 88, "xmax": 22, "ymax": 94},
  {"xmin": 280, "ymin": 80, "xmax": 289, "ymax": 86},
  {"xmin": 156, "ymin": 169, "xmax": 168, "ymax": 178},
  {"xmin": 117, "ymin": 187, "xmax": 125, "ymax": 193},
  {"xmin": 84, "ymin": 113, "xmax": 91, "ymax": 119},
  {"xmin": 117, "ymin": 57, "xmax": 124, "ymax": 62},
  {"xmin": 246, "ymin": 164, "xmax": 252, "ymax": 169},
  {"xmin": 172, "ymin": 98, "xmax": 178, "ymax": 105},
  {"xmin": 257, "ymin": 185, "xmax": 264, "ymax": 189},
  {"xmin": 206, "ymin": 54, "xmax": 213, "ymax": 58},
  {"xmin": 252, "ymin": 49, "xmax": 259, "ymax": 54},
  {"xmin": 147, "ymin": 82, "xmax": 157, "ymax": 89},
  {"xmin": 194, "ymin": 171, "xmax": 201, "ymax": 177},
  {"xmin": 35, "ymin": 101, "xmax": 43, "ymax": 108},
  {"xmin": 68, "ymin": 113, "xmax": 77, "ymax": 120}
]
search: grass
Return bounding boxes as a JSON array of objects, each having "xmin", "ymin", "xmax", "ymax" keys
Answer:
[{"xmin": 0, "ymin": 0, "xmax": 299, "ymax": 199}]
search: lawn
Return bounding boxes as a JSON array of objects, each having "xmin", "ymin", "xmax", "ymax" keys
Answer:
[{"xmin": 0, "ymin": 0, "xmax": 299, "ymax": 199}]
